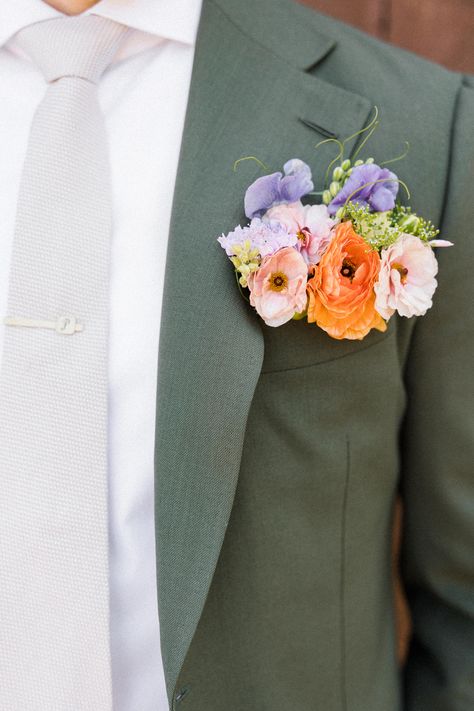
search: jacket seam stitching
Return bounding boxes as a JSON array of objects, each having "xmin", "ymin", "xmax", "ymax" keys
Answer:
[{"xmin": 340, "ymin": 435, "xmax": 350, "ymax": 711}]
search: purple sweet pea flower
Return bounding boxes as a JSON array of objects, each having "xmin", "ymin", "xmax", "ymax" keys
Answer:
[
  {"xmin": 244, "ymin": 159, "xmax": 314, "ymax": 219},
  {"xmin": 328, "ymin": 163, "xmax": 399, "ymax": 216}
]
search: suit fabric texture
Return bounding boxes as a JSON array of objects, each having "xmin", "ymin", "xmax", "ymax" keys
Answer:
[{"xmin": 153, "ymin": 0, "xmax": 474, "ymax": 708}]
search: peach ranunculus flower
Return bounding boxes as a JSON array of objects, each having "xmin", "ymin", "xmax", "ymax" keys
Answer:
[
  {"xmin": 247, "ymin": 246, "xmax": 308, "ymax": 327},
  {"xmin": 264, "ymin": 201, "xmax": 336, "ymax": 266},
  {"xmin": 374, "ymin": 233, "xmax": 440, "ymax": 319},
  {"xmin": 307, "ymin": 221, "xmax": 387, "ymax": 339}
]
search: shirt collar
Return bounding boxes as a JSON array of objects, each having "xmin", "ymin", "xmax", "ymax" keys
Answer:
[{"xmin": 0, "ymin": 0, "xmax": 203, "ymax": 50}]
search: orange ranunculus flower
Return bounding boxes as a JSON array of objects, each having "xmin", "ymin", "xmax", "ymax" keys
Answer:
[{"xmin": 307, "ymin": 221, "xmax": 387, "ymax": 340}]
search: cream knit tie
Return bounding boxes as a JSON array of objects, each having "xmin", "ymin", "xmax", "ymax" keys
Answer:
[{"xmin": 0, "ymin": 16, "xmax": 128, "ymax": 710}]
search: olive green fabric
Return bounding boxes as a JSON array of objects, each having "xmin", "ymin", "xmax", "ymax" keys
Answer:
[{"xmin": 154, "ymin": 1, "xmax": 474, "ymax": 708}]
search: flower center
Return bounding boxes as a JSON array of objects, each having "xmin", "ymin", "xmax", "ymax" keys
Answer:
[
  {"xmin": 340, "ymin": 259, "xmax": 357, "ymax": 281},
  {"xmin": 297, "ymin": 227, "xmax": 309, "ymax": 244},
  {"xmin": 392, "ymin": 261, "xmax": 409, "ymax": 284},
  {"xmin": 269, "ymin": 271, "xmax": 288, "ymax": 292}
]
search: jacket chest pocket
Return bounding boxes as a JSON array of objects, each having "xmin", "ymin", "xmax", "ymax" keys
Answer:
[{"xmin": 260, "ymin": 314, "xmax": 397, "ymax": 374}]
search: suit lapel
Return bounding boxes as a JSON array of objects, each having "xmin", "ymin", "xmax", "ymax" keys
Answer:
[{"xmin": 154, "ymin": 0, "xmax": 373, "ymax": 698}]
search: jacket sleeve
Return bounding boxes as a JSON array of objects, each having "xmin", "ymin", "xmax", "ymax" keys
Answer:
[{"xmin": 400, "ymin": 75, "xmax": 474, "ymax": 710}]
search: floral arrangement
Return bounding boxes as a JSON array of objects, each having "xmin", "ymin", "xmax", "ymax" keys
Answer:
[{"xmin": 217, "ymin": 113, "xmax": 452, "ymax": 340}]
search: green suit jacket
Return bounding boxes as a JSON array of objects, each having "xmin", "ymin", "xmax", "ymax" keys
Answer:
[{"xmin": 153, "ymin": 0, "xmax": 474, "ymax": 708}]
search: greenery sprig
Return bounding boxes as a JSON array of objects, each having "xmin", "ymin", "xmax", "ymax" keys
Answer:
[
  {"xmin": 390, "ymin": 205, "xmax": 439, "ymax": 242},
  {"xmin": 343, "ymin": 201, "xmax": 439, "ymax": 252}
]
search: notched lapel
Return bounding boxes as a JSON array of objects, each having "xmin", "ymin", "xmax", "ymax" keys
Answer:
[{"xmin": 154, "ymin": 0, "xmax": 373, "ymax": 699}]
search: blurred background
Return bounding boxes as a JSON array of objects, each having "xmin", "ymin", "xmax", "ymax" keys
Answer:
[
  {"xmin": 301, "ymin": 0, "xmax": 474, "ymax": 73},
  {"xmin": 300, "ymin": 0, "xmax": 474, "ymax": 663}
]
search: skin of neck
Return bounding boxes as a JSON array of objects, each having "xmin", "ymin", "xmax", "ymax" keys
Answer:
[{"xmin": 43, "ymin": 0, "xmax": 101, "ymax": 14}]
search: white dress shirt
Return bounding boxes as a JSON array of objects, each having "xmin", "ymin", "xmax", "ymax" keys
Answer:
[{"xmin": 0, "ymin": 1, "xmax": 203, "ymax": 708}]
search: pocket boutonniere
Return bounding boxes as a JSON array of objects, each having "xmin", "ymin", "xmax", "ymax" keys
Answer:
[{"xmin": 217, "ymin": 110, "xmax": 452, "ymax": 340}]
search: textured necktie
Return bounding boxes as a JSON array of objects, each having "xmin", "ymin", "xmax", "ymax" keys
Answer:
[{"xmin": 0, "ymin": 16, "xmax": 128, "ymax": 709}]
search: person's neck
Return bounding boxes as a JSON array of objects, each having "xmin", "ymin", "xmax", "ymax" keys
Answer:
[{"xmin": 43, "ymin": 0, "xmax": 101, "ymax": 15}]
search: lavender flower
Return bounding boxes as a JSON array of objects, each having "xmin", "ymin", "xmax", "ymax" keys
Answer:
[
  {"xmin": 218, "ymin": 218, "xmax": 297, "ymax": 258},
  {"xmin": 244, "ymin": 159, "xmax": 314, "ymax": 219},
  {"xmin": 328, "ymin": 163, "xmax": 399, "ymax": 216}
]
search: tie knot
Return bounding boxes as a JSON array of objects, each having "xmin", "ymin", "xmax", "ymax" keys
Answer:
[{"xmin": 15, "ymin": 15, "xmax": 129, "ymax": 84}]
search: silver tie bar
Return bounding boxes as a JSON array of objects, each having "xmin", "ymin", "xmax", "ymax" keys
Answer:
[{"xmin": 4, "ymin": 315, "xmax": 83, "ymax": 335}]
